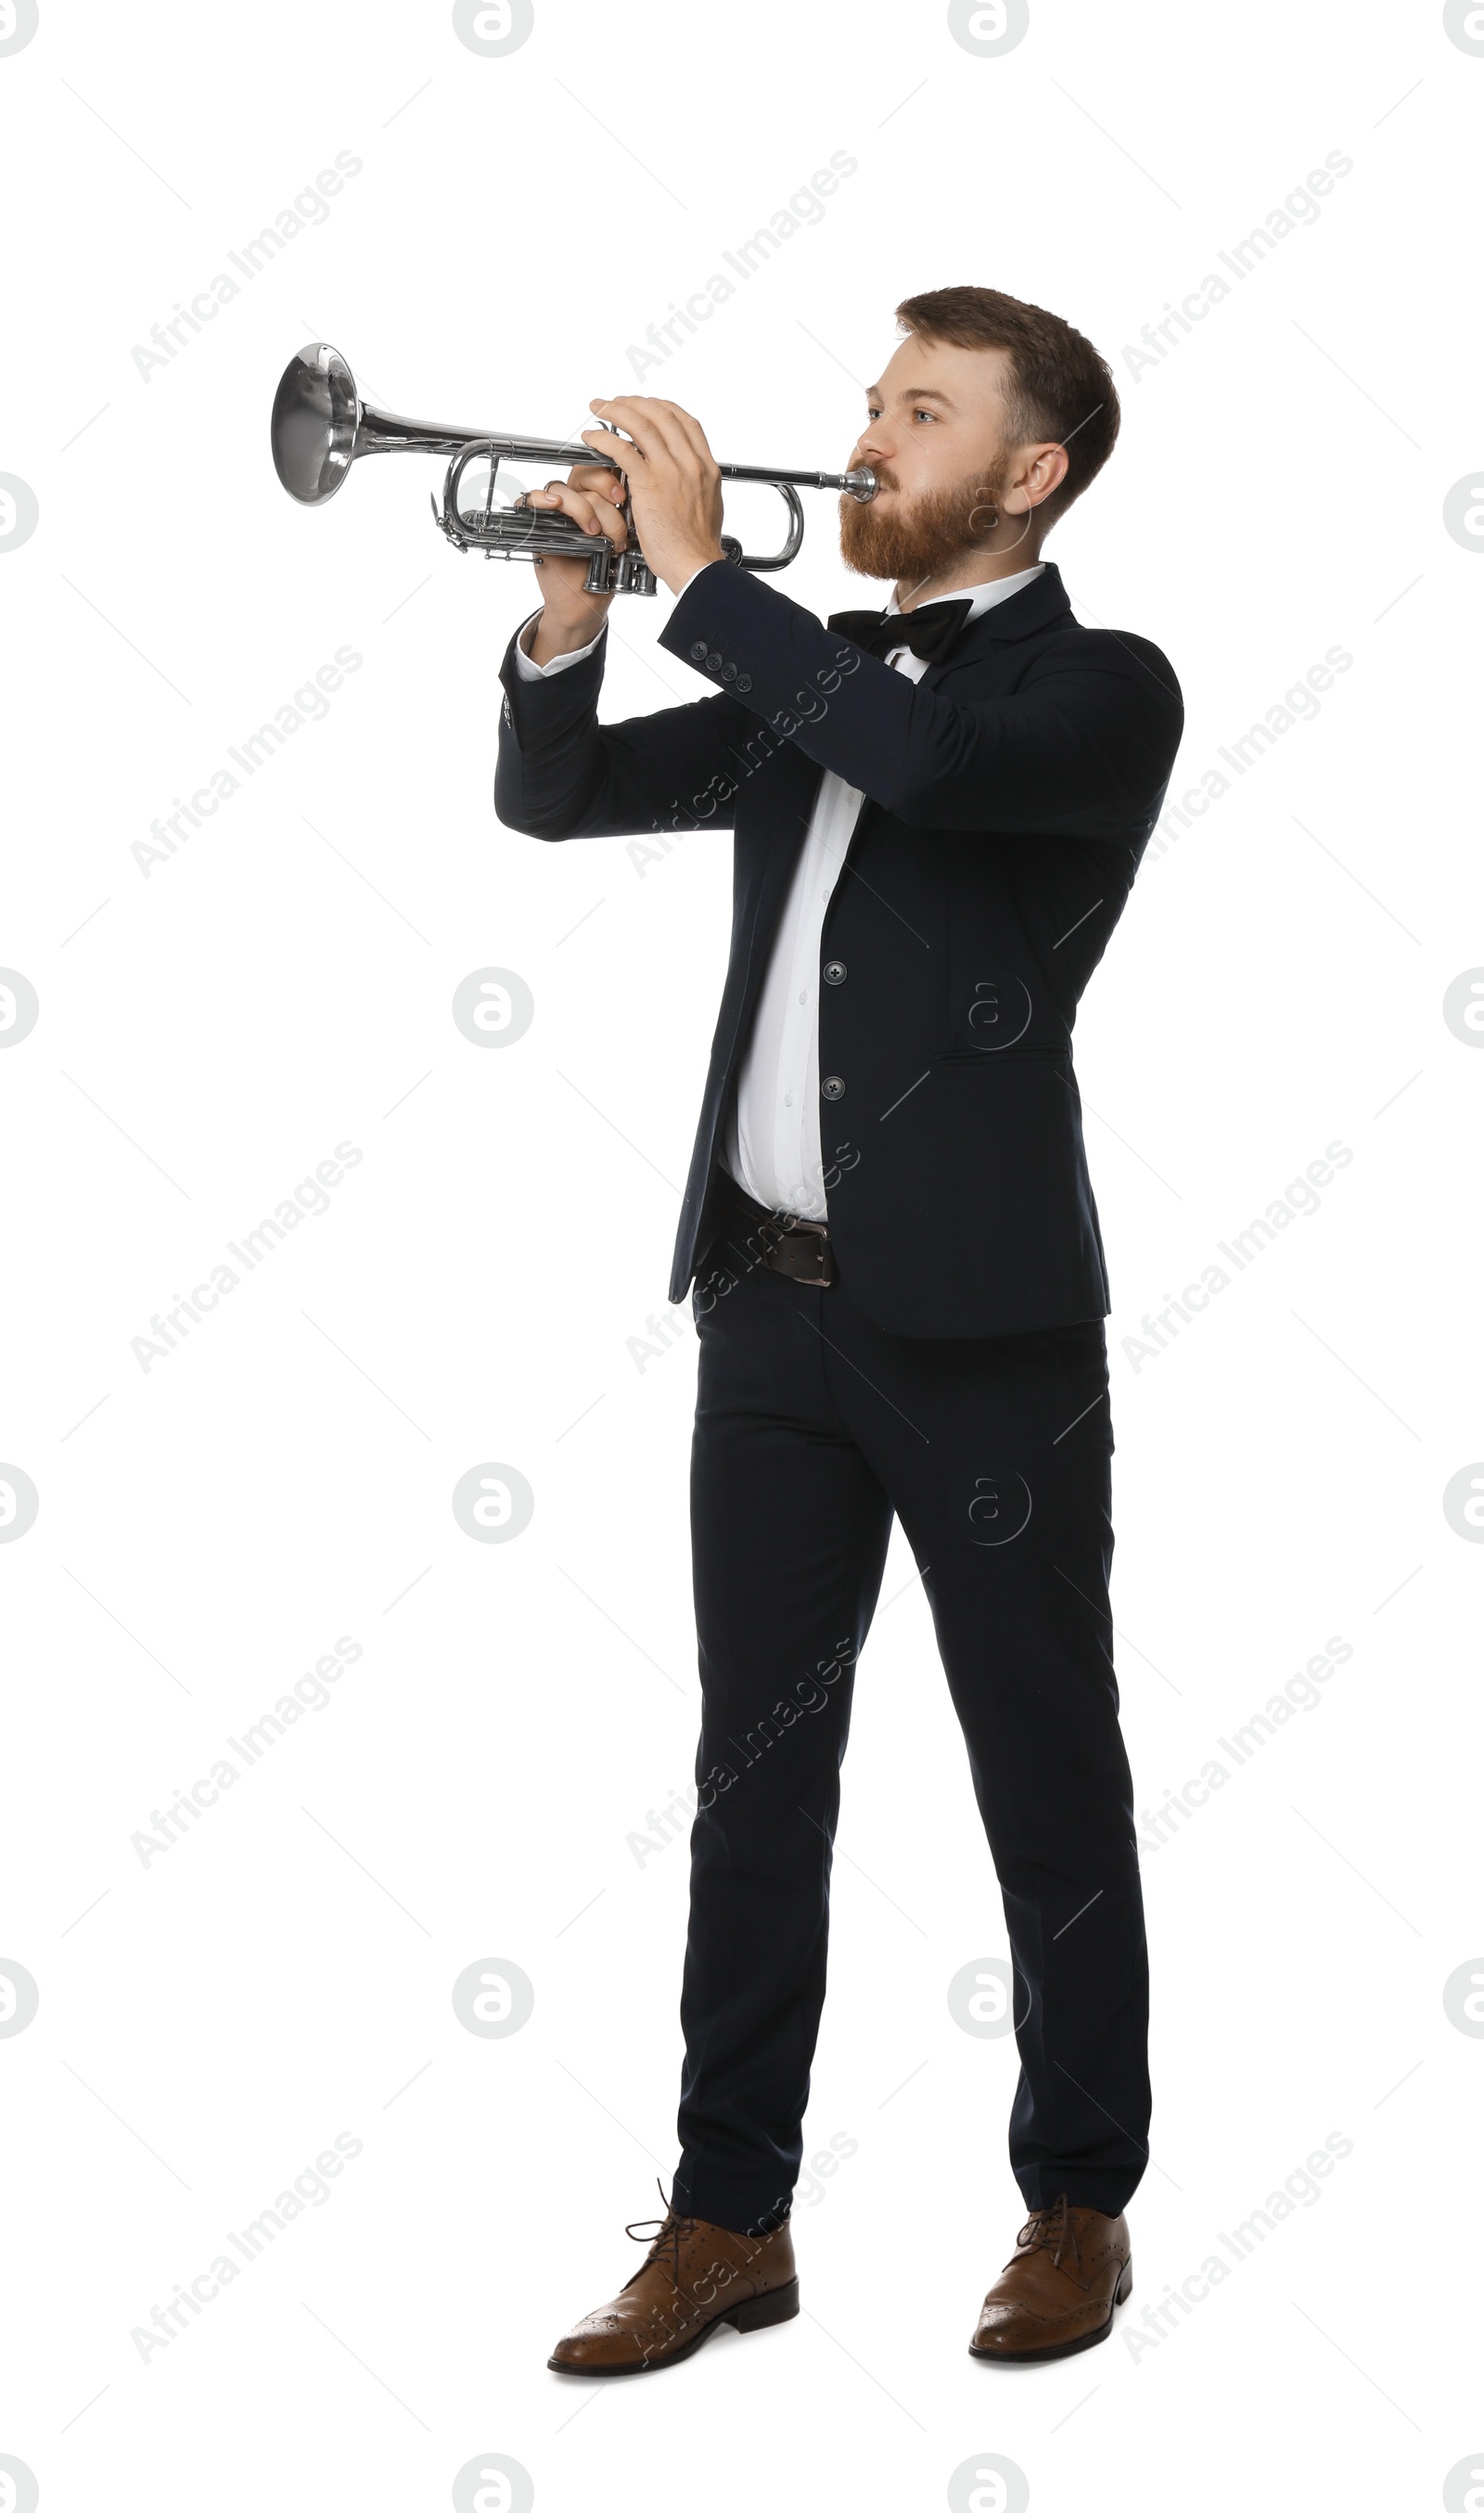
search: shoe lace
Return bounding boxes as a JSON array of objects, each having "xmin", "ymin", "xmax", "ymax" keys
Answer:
[
  {"xmin": 624, "ymin": 2178, "xmax": 697, "ymax": 2292},
  {"xmin": 1009, "ymin": 2192, "xmax": 1087, "ymax": 2281}
]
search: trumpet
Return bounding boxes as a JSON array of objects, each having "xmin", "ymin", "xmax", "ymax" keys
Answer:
[{"xmin": 271, "ymin": 341, "xmax": 877, "ymax": 596}]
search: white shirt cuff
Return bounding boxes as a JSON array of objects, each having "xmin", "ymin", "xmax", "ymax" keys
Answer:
[
  {"xmin": 511, "ymin": 610, "xmax": 606, "ymax": 680},
  {"xmin": 512, "ymin": 559, "xmax": 723, "ymax": 679}
]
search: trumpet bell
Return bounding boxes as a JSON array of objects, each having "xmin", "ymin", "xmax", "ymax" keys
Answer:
[{"xmin": 272, "ymin": 342, "xmax": 360, "ymax": 505}]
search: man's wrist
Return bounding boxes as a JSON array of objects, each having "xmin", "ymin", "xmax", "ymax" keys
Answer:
[
  {"xmin": 515, "ymin": 546, "xmax": 728, "ymax": 673},
  {"xmin": 526, "ymin": 604, "xmax": 609, "ymax": 668},
  {"xmin": 664, "ymin": 545, "xmax": 728, "ymax": 599}
]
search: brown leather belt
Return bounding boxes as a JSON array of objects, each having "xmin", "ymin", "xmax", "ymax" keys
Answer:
[{"xmin": 710, "ymin": 1181, "xmax": 837, "ymax": 1289}]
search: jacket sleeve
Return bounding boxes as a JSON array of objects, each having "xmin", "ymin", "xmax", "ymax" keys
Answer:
[
  {"xmin": 493, "ymin": 611, "xmax": 757, "ymax": 842},
  {"xmin": 657, "ymin": 562, "xmax": 1184, "ymax": 841}
]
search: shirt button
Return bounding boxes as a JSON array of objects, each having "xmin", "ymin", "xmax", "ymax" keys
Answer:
[
  {"xmin": 821, "ymin": 1074, "xmax": 845, "ymax": 1101},
  {"xmin": 736, "ymin": 673, "xmax": 751, "ymax": 692},
  {"xmin": 784, "ymin": 1092, "xmax": 793, "ymax": 1108},
  {"xmin": 689, "ymin": 640, "xmax": 708, "ymax": 661},
  {"xmin": 824, "ymin": 959, "xmax": 846, "ymax": 984},
  {"xmin": 798, "ymin": 989, "xmax": 807, "ymax": 1005}
]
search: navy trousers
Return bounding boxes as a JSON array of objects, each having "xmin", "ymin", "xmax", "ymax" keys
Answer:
[{"xmin": 670, "ymin": 1207, "xmax": 1151, "ymax": 2237}]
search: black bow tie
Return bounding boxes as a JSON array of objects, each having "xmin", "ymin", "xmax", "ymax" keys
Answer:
[{"xmin": 826, "ymin": 596, "xmax": 974, "ymax": 665}]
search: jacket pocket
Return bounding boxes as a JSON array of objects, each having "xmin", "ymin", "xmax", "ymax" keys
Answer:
[{"xmin": 930, "ymin": 1043, "xmax": 1072, "ymax": 1066}]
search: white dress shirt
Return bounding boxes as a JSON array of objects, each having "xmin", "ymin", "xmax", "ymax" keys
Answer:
[{"xmin": 512, "ymin": 559, "xmax": 1045, "ymax": 1218}]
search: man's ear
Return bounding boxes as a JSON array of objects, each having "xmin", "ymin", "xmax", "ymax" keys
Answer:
[{"xmin": 1003, "ymin": 440, "xmax": 1069, "ymax": 516}]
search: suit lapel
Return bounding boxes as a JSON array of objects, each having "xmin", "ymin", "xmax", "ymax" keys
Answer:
[{"xmin": 911, "ymin": 560, "xmax": 1073, "ymax": 696}]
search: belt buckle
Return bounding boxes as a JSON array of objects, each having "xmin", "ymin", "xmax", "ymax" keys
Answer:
[{"xmin": 771, "ymin": 1215, "xmax": 835, "ymax": 1289}]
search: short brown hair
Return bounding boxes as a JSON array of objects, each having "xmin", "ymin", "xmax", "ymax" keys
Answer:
[{"xmin": 893, "ymin": 285, "xmax": 1119, "ymax": 524}]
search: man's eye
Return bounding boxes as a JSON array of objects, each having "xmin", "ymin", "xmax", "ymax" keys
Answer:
[{"xmin": 912, "ymin": 407, "xmax": 937, "ymax": 421}]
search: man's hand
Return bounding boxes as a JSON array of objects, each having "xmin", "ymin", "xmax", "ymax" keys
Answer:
[
  {"xmin": 518, "ymin": 461, "xmax": 628, "ymax": 665},
  {"xmin": 580, "ymin": 396, "xmax": 727, "ymax": 596}
]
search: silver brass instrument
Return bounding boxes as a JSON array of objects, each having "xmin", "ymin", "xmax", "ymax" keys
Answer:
[{"xmin": 271, "ymin": 341, "xmax": 877, "ymax": 596}]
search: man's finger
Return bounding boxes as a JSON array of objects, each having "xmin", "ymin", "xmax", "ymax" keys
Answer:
[
  {"xmin": 587, "ymin": 397, "xmax": 695, "ymax": 471},
  {"xmin": 639, "ymin": 398, "xmax": 719, "ymax": 471},
  {"xmin": 519, "ymin": 482, "xmax": 627, "ymax": 545},
  {"xmin": 579, "ymin": 421, "xmax": 649, "ymax": 479},
  {"xmin": 558, "ymin": 462, "xmax": 626, "ymax": 500}
]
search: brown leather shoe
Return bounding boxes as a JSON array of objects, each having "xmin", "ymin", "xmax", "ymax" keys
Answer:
[
  {"xmin": 969, "ymin": 2194, "xmax": 1132, "ymax": 2365},
  {"xmin": 547, "ymin": 2188, "xmax": 799, "ymax": 2376}
]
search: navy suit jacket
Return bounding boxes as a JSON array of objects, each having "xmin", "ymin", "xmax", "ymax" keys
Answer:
[{"xmin": 494, "ymin": 558, "xmax": 1183, "ymax": 1339}]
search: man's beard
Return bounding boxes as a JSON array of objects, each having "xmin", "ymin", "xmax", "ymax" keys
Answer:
[{"xmin": 838, "ymin": 457, "xmax": 1015, "ymax": 591}]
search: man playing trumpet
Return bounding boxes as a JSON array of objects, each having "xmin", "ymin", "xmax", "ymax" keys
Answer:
[{"xmin": 495, "ymin": 285, "xmax": 1183, "ymax": 2374}]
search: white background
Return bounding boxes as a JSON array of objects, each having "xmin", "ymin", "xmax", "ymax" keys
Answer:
[{"xmin": 2, "ymin": 2, "xmax": 1480, "ymax": 2507}]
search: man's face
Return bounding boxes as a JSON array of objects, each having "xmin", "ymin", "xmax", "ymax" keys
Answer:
[{"xmin": 838, "ymin": 333, "xmax": 1023, "ymax": 587}]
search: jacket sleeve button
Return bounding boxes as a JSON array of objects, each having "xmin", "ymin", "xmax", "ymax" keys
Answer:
[{"xmin": 689, "ymin": 641, "xmax": 708, "ymax": 661}]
